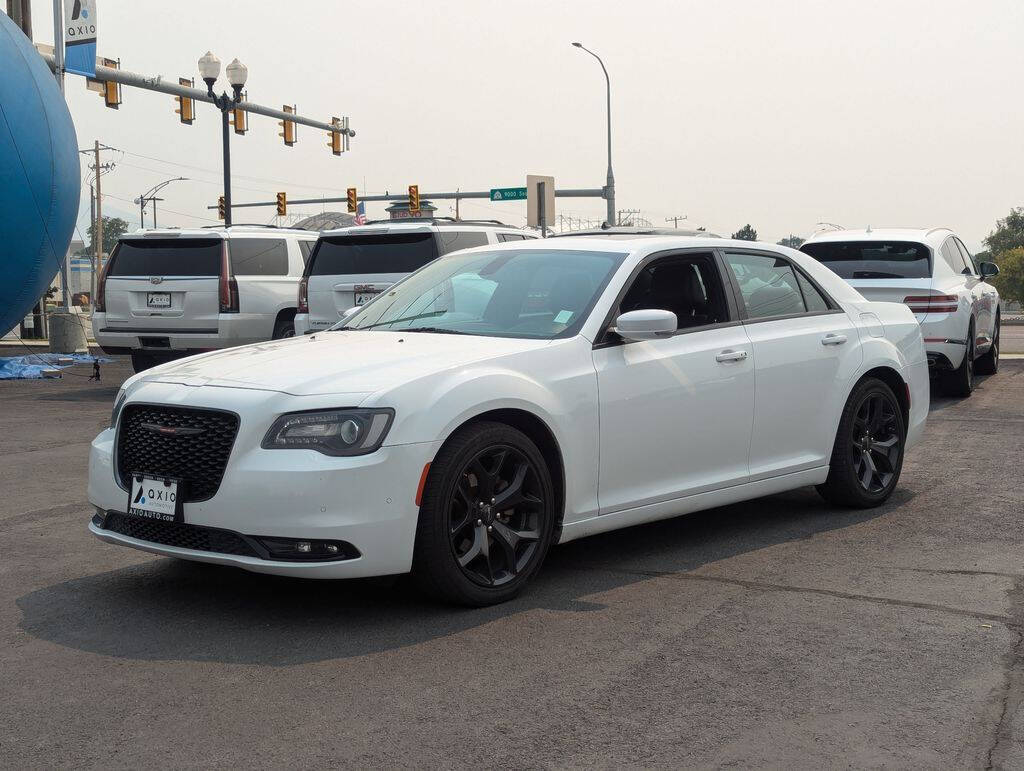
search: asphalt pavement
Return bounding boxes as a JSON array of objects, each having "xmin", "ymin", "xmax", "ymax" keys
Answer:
[{"xmin": 2, "ymin": 353, "xmax": 1023, "ymax": 768}]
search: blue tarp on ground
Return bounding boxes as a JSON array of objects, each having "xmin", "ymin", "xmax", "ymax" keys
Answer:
[{"xmin": 0, "ymin": 353, "xmax": 110, "ymax": 379}]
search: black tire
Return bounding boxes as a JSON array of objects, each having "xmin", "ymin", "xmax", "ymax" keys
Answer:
[
  {"xmin": 130, "ymin": 351, "xmax": 161, "ymax": 373},
  {"xmin": 272, "ymin": 314, "xmax": 296, "ymax": 339},
  {"xmin": 412, "ymin": 421, "xmax": 556, "ymax": 606},
  {"xmin": 975, "ymin": 315, "xmax": 999, "ymax": 376},
  {"xmin": 816, "ymin": 377, "xmax": 906, "ymax": 508},
  {"xmin": 940, "ymin": 322, "xmax": 975, "ymax": 397}
]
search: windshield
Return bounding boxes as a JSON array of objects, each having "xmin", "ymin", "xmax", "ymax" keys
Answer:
[
  {"xmin": 800, "ymin": 240, "xmax": 931, "ymax": 279},
  {"xmin": 108, "ymin": 238, "xmax": 222, "ymax": 276},
  {"xmin": 309, "ymin": 232, "xmax": 439, "ymax": 276},
  {"xmin": 334, "ymin": 248, "xmax": 626, "ymax": 339}
]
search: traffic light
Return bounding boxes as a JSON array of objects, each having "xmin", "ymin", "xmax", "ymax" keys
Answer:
[
  {"xmin": 408, "ymin": 185, "xmax": 420, "ymax": 213},
  {"xmin": 175, "ymin": 78, "xmax": 194, "ymax": 124},
  {"xmin": 100, "ymin": 58, "xmax": 121, "ymax": 109},
  {"xmin": 276, "ymin": 192, "xmax": 287, "ymax": 217},
  {"xmin": 278, "ymin": 104, "xmax": 296, "ymax": 146},
  {"xmin": 346, "ymin": 188, "xmax": 358, "ymax": 214},
  {"xmin": 230, "ymin": 95, "xmax": 247, "ymax": 135},
  {"xmin": 217, "ymin": 196, "xmax": 226, "ymax": 221},
  {"xmin": 328, "ymin": 117, "xmax": 343, "ymax": 156}
]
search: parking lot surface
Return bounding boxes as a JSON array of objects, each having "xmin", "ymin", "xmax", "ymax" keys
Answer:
[{"xmin": 2, "ymin": 353, "xmax": 1023, "ymax": 768}]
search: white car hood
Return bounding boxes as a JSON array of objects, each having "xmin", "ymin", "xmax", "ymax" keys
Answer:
[{"xmin": 141, "ymin": 331, "xmax": 551, "ymax": 396}]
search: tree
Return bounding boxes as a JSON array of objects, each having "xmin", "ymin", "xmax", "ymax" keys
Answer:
[
  {"xmin": 732, "ymin": 224, "xmax": 758, "ymax": 241},
  {"xmin": 984, "ymin": 208, "xmax": 1024, "ymax": 255},
  {"xmin": 777, "ymin": 234, "xmax": 805, "ymax": 249},
  {"xmin": 990, "ymin": 247, "xmax": 1024, "ymax": 306},
  {"xmin": 78, "ymin": 216, "xmax": 129, "ymax": 256}
]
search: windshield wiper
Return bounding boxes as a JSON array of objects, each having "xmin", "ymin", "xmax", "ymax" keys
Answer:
[
  {"xmin": 355, "ymin": 310, "xmax": 448, "ymax": 330},
  {"xmin": 400, "ymin": 326, "xmax": 469, "ymax": 335}
]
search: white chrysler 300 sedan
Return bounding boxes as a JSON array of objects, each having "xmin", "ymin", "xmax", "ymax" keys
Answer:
[{"xmin": 89, "ymin": 236, "xmax": 929, "ymax": 605}]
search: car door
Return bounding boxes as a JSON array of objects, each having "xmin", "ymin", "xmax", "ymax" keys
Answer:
[
  {"xmin": 593, "ymin": 250, "xmax": 755, "ymax": 514},
  {"xmin": 721, "ymin": 248, "xmax": 862, "ymax": 481},
  {"xmin": 954, "ymin": 237, "xmax": 995, "ymax": 347}
]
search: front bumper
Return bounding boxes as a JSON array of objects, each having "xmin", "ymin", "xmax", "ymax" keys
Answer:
[{"xmin": 88, "ymin": 416, "xmax": 439, "ymax": 579}]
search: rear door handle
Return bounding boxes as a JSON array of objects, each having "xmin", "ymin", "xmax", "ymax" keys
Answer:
[
  {"xmin": 821, "ymin": 333, "xmax": 847, "ymax": 346},
  {"xmin": 716, "ymin": 349, "xmax": 748, "ymax": 363}
]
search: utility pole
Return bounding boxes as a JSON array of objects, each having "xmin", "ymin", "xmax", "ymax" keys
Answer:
[
  {"xmin": 94, "ymin": 141, "xmax": 103, "ymax": 304},
  {"xmin": 665, "ymin": 215, "xmax": 687, "ymax": 228}
]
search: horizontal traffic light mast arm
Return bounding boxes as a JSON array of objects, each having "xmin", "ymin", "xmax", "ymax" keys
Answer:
[
  {"xmin": 40, "ymin": 52, "xmax": 354, "ymax": 136},
  {"xmin": 208, "ymin": 188, "xmax": 606, "ymax": 210}
]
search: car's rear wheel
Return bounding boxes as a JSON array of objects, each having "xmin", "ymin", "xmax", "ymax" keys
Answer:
[
  {"xmin": 412, "ymin": 421, "xmax": 555, "ymax": 606},
  {"xmin": 130, "ymin": 351, "xmax": 162, "ymax": 373},
  {"xmin": 816, "ymin": 377, "xmax": 906, "ymax": 508},
  {"xmin": 272, "ymin": 315, "xmax": 296, "ymax": 339},
  {"xmin": 941, "ymin": 324, "xmax": 974, "ymax": 397},
  {"xmin": 975, "ymin": 315, "xmax": 999, "ymax": 376}
]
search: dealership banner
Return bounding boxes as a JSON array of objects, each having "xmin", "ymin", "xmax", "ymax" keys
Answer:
[{"xmin": 64, "ymin": 0, "xmax": 97, "ymax": 77}]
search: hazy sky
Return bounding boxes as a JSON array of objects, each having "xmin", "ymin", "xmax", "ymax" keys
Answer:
[{"xmin": 25, "ymin": 0, "xmax": 1024, "ymax": 250}]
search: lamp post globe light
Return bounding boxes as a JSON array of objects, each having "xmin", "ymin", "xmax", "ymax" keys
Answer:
[
  {"xmin": 199, "ymin": 51, "xmax": 248, "ymax": 226},
  {"xmin": 572, "ymin": 42, "xmax": 615, "ymax": 227}
]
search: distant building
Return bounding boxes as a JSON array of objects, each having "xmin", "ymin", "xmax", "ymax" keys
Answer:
[
  {"xmin": 294, "ymin": 211, "xmax": 357, "ymax": 231},
  {"xmin": 385, "ymin": 200, "xmax": 438, "ymax": 220}
]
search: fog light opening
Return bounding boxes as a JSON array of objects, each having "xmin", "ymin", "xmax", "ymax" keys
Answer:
[{"xmin": 254, "ymin": 536, "xmax": 360, "ymax": 562}]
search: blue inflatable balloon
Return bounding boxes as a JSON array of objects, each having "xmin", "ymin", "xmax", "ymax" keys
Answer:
[{"xmin": 0, "ymin": 13, "xmax": 80, "ymax": 335}]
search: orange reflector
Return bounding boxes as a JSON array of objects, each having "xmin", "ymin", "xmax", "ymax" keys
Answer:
[{"xmin": 415, "ymin": 463, "xmax": 431, "ymax": 506}]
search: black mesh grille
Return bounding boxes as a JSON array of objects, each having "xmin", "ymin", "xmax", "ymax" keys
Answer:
[
  {"xmin": 102, "ymin": 512, "xmax": 260, "ymax": 557},
  {"xmin": 116, "ymin": 404, "xmax": 239, "ymax": 502}
]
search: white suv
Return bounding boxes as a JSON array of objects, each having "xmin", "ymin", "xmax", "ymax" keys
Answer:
[
  {"xmin": 294, "ymin": 219, "xmax": 538, "ymax": 335},
  {"xmin": 93, "ymin": 225, "xmax": 318, "ymax": 372},
  {"xmin": 801, "ymin": 228, "xmax": 1000, "ymax": 396}
]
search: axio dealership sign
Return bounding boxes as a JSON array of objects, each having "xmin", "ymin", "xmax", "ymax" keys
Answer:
[{"xmin": 64, "ymin": 0, "xmax": 97, "ymax": 77}]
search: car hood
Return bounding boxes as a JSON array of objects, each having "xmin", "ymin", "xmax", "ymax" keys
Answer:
[{"xmin": 140, "ymin": 331, "xmax": 552, "ymax": 396}]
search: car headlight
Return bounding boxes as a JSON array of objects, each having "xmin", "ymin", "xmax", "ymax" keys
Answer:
[
  {"xmin": 110, "ymin": 387, "xmax": 128, "ymax": 428},
  {"xmin": 261, "ymin": 408, "xmax": 394, "ymax": 456}
]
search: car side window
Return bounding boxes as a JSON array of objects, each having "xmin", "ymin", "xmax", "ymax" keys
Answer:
[
  {"xmin": 941, "ymin": 238, "xmax": 968, "ymax": 274},
  {"xmin": 436, "ymin": 230, "xmax": 490, "ymax": 255},
  {"xmin": 724, "ymin": 252, "xmax": 807, "ymax": 319},
  {"xmin": 298, "ymin": 240, "xmax": 316, "ymax": 265},
  {"xmin": 954, "ymin": 238, "xmax": 978, "ymax": 275},
  {"xmin": 619, "ymin": 253, "xmax": 730, "ymax": 330},
  {"xmin": 499, "ymin": 233, "xmax": 526, "ymax": 242},
  {"xmin": 230, "ymin": 238, "xmax": 289, "ymax": 276},
  {"xmin": 795, "ymin": 271, "xmax": 830, "ymax": 312}
]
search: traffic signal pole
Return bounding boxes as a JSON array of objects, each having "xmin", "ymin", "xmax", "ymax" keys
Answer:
[{"xmin": 220, "ymin": 106, "xmax": 233, "ymax": 226}]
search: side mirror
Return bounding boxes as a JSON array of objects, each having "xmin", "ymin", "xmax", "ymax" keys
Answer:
[
  {"xmin": 613, "ymin": 309, "xmax": 677, "ymax": 341},
  {"xmin": 341, "ymin": 306, "xmax": 360, "ymax": 318},
  {"xmin": 979, "ymin": 261, "xmax": 999, "ymax": 279}
]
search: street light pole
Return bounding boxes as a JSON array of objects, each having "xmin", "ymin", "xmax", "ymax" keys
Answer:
[
  {"xmin": 199, "ymin": 52, "xmax": 247, "ymax": 228},
  {"xmin": 135, "ymin": 177, "xmax": 187, "ymax": 230},
  {"xmin": 572, "ymin": 42, "xmax": 615, "ymax": 227}
]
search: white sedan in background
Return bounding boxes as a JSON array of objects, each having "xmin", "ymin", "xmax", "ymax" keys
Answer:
[{"xmin": 88, "ymin": 236, "xmax": 929, "ymax": 606}]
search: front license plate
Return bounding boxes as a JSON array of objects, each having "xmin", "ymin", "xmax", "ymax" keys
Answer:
[
  {"xmin": 354, "ymin": 291, "xmax": 379, "ymax": 306},
  {"xmin": 128, "ymin": 474, "xmax": 180, "ymax": 522},
  {"xmin": 147, "ymin": 292, "xmax": 171, "ymax": 308}
]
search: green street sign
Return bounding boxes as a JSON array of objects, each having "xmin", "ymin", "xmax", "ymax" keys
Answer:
[{"xmin": 490, "ymin": 187, "xmax": 528, "ymax": 201}]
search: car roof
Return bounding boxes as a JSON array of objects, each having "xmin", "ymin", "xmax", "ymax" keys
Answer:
[
  {"xmin": 320, "ymin": 219, "xmax": 531, "ymax": 237},
  {"xmin": 122, "ymin": 225, "xmax": 317, "ymax": 240},
  {"xmin": 460, "ymin": 235, "xmax": 782, "ymax": 254},
  {"xmin": 803, "ymin": 227, "xmax": 955, "ymax": 248}
]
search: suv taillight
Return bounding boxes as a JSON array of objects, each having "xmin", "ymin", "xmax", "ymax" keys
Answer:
[
  {"xmin": 93, "ymin": 255, "xmax": 111, "ymax": 312},
  {"xmin": 903, "ymin": 294, "xmax": 959, "ymax": 314},
  {"xmin": 219, "ymin": 241, "xmax": 239, "ymax": 313},
  {"xmin": 297, "ymin": 275, "xmax": 309, "ymax": 313}
]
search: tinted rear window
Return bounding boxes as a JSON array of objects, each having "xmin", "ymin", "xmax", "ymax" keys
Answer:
[
  {"xmin": 437, "ymin": 230, "xmax": 489, "ymax": 254},
  {"xmin": 309, "ymin": 233, "xmax": 440, "ymax": 276},
  {"xmin": 230, "ymin": 238, "xmax": 288, "ymax": 275},
  {"xmin": 108, "ymin": 238, "xmax": 221, "ymax": 276},
  {"xmin": 800, "ymin": 240, "xmax": 931, "ymax": 279}
]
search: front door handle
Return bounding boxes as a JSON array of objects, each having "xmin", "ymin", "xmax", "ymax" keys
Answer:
[
  {"xmin": 716, "ymin": 349, "xmax": 748, "ymax": 363},
  {"xmin": 821, "ymin": 333, "xmax": 847, "ymax": 346}
]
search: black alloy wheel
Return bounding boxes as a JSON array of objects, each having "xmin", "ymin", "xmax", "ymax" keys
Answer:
[
  {"xmin": 817, "ymin": 377, "xmax": 906, "ymax": 508},
  {"xmin": 448, "ymin": 444, "xmax": 545, "ymax": 587},
  {"xmin": 412, "ymin": 421, "xmax": 555, "ymax": 606},
  {"xmin": 976, "ymin": 317, "xmax": 999, "ymax": 376},
  {"xmin": 849, "ymin": 391, "xmax": 902, "ymax": 494},
  {"xmin": 941, "ymin": 326, "xmax": 974, "ymax": 397}
]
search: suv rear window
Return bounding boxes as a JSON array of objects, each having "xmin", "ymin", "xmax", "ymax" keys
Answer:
[
  {"xmin": 230, "ymin": 238, "xmax": 288, "ymax": 275},
  {"xmin": 800, "ymin": 240, "xmax": 931, "ymax": 279},
  {"xmin": 309, "ymin": 233, "xmax": 440, "ymax": 276},
  {"xmin": 108, "ymin": 238, "xmax": 221, "ymax": 276}
]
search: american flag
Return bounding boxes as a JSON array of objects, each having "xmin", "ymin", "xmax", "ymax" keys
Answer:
[{"xmin": 354, "ymin": 201, "xmax": 367, "ymax": 225}]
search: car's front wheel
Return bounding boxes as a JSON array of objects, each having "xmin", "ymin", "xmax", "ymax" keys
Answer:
[
  {"xmin": 412, "ymin": 421, "xmax": 556, "ymax": 606},
  {"xmin": 817, "ymin": 377, "xmax": 906, "ymax": 508}
]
